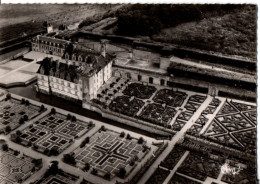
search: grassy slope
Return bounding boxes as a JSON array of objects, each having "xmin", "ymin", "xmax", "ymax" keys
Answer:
[
  {"xmin": 153, "ymin": 6, "xmax": 257, "ymax": 60},
  {"xmin": 0, "ymin": 4, "xmax": 118, "ymax": 43}
]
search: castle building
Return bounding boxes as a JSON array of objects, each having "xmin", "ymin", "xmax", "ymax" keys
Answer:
[{"xmin": 35, "ymin": 35, "xmax": 113, "ymax": 103}]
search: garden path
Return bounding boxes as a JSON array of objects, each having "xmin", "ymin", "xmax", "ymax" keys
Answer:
[
  {"xmin": 1, "ymin": 92, "xmax": 160, "ymax": 184},
  {"xmin": 138, "ymin": 95, "xmax": 213, "ymax": 184}
]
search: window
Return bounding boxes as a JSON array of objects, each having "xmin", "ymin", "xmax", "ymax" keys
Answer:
[
  {"xmin": 160, "ymin": 79, "xmax": 165, "ymax": 86},
  {"xmin": 138, "ymin": 75, "xmax": 142, "ymax": 81},
  {"xmin": 149, "ymin": 77, "xmax": 153, "ymax": 84}
]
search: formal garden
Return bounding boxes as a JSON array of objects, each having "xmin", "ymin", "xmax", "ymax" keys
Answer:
[
  {"xmin": 169, "ymin": 173, "xmax": 202, "ymax": 184},
  {"xmin": 0, "ymin": 144, "xmax": 42, "ymax": 184},
  {"xmin": 177, "ymin": 149, "xmax": 224, "ymax": 181},
  {"xmin": 145, "ymin": 167, "xmax": 170, "ymax": 184},
  {"xmin": 203, "ymin": 100, "xmax": 257, "ymax": 154},
  {"xmin": 152, "ymin": 89, "xmax": 187, "ymax": 107},
  {"xmin": 144, "ymin": 134, "xmax": 257, "ymax": 184},
  {"xmin": 34, "ymin": 161, "xmax": 79, "ymax": 184},
  {"xmin": 109, "ymin": 95, "xmax": 144, "ymax": 117},
  {"xmin": 63, "ymin": 127, "xmax": 151, "ymax": 180},
  {"xmin": 160, "ymin": 144, "xmax": 187, "ymax": 170},
  {"xmin": 92, "ymin": 79, "xmax": 216, "ymax": 133},
  {"xmin": 0, "ymin": 94, "xmax": 46, "ymax": 134},
  {"xmin": 139, "ymin": 103, "xmax": 177, "ymax": 126},
  {"xmin": 122, "ymin": 82, "xmax": 157, "ymax": 99},
  {"xmin": 11, "ymin": 109, "xmax": 95, "ymax": 156}
]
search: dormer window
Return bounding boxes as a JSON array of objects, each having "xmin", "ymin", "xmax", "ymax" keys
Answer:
[
  {"xmin": 78, "ymin": 56, "xmax": 82, "ymax": 62},
  {"xmin": 65, "ymin": 53, "xmax": 70, "ymax": 59},
  {"xmin": 72, "ymin": 54, "xmax": 76, "ymax": 61}
]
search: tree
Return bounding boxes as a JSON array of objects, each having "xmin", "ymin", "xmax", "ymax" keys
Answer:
[
  {"xmin": 138, "ymin": 137, "xmax": 144, "ymax": 144},
  {"xmin": 5, "ymin": 126, "xmax": 11, "ymax": 133},
  {"xmin": 2, "ymin": 144, "xmax": 8, "ymax": 151},
  {"xmin": 15, "ymin": 136, "xmax": 22, "ymax": 143},
  {"xmin": 21, "ymin": 98, "xmax": 25, "ymax": 104},
  {"xmin": 6, "ymin": 93, "xmax": 11, "ymax": 100},
  {"xmin": 118, "ymin": 167, "xmax": 126, "ymax": 178},
  {"xmin": 88, "ymin": 121, "xmax": 94, "ymax": 128},
  {"xmin": 14, "ymin": 150, "xmax": 19, "ymax": 156},
  {"xmin": 83, "ymin": 163, "xmax": 90, "ymax": 171},
  {"xmin": 120, "ymin": 131, "xmax": 125, "ymax": 138},
  {"xmin": 16, "ymin": 130, "xmax": 22, "ymax": 136},
  {"xmin": 18, "ymin": 118, "xmax": 24, "ymax": 125},
  {"xmin": 43, "ymin": 21, "xmax": 48, "ymax": 28},
  {"xmin": 23, "ymin": 115, "xmax": 28, "ymax": 121},
  {"xmin": 40, "ymin": 105, "xmax": 45, "ymax": 112},
  {"xmin": 67, "ymin": 114, "xmax": 72, "ymax": 120},
  {"xmin": 126, "ymin": 134, "xmax": 131, "ymax": 140},
  {"xmin": 44, "ymin": 148, "xmax": 50, "ymax": 155},
  {"xmin": 33, "ymin": 144, "xmax": 38, "ymax": 150},
  {"xmin": 91, "ymin": 168, "xmax": 98, "ymax": 175},
  {"xmin": 85, "ymin": 137, "xmax": 90, "ymax": 144},
  {"xmin": 71, "ymin": 116, "xmax": 77, "ymax": 122},
  {"xmin": 51, "ymin": 108, "xmax": 56, "ymax": 114},
  {"xmin": 101, "ymin": 125, "xmax": 106, "ymax": 131},
  {"xmin": 104, "ymin": 172, "xmax": 111, "ymax": 180},
  {"xmin": 25, "ymin": 100, "xmax": 30, "ymax": 106},
  {"xmin": 50, "ymin": 147, "xmax": 59, "ymax": 156},
  {"xmin": 44, "ymin": 160, "xmax": 59, "ymax": 177},
  {"xmin": 63, "ymin": 154, "xmax": 76, "ymax": 165},
  {"xmin": 32, "ymin": 158, "xmax": 43, "ymax": 168}
]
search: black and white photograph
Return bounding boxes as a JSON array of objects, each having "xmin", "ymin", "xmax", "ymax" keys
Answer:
[{"xmin": 0, "ymin": 2, "xmax": 258, "ymax": 184}]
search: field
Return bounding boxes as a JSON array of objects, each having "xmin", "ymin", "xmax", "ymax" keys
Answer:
[
  {"xmin": 0, "ymin": 147, "xmax": 42, "ymax": 183},
  {"xmin": 69, "ymin": 128, "xmax": 151, "ymax": 179},
  {"xmin": 0, "ymin": 4, "xmax": 121, "ymax": 44},
  {"xmin": 12, "ymin": 112, "xmax": 95, "ymax": 156},
  {"xmin": 0, "ymin": 97, "xmax": 44, "ymax": 134},
  {"xmin": 153, "ymin": 5, "xmax": 256, "ymax": 59}
]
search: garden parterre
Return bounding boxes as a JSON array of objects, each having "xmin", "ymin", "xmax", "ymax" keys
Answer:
[
  {"xmin": 154, "ymin": 137, "xmax": 256, "ymax": 184},
  {"xmin": 70, "ymin": 128, "xmax": 151, "ymax": 179},
  {"xmin": 34, "ymin": 169, "xmax": 79, "ymax": 184},
  {"xmin": 203, "ymin": 100, "xmax": 257, "ymax": 154},
  {"xmin": 145, "ymin": 167, "xmax": 170, "ymax": 184},
  {"xmin": 122, "ymin": 83, "xmax": 157, "ymax": 99},
  {"xmin": 0, "ymin": 148, "xmax": 42, "ymax": 184},
  {"xmin": 95, "ymin": 80, "xmax": 214, "ymax": 132},
  {"xmin": 0, "ymin": 98, "xmax": 44, "ymax": 134},
  {"xmin": 12, "ymin": 112, "xmax": 94, "ymax": 156}
]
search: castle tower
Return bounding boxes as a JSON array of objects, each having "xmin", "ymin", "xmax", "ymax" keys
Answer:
[{"xmin": 47, "ymin": 23, "xmax": 53, "ymax": 33}]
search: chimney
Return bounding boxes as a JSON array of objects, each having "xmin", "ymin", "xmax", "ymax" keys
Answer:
[{"xmin": 100, "ymin": 39, "xmax": 109, "ymax": 58}]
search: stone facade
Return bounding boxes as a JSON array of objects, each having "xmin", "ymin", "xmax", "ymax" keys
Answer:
[{"xmin": 34, "ymin": 35, "xmax": 113, "ymax": 103}]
